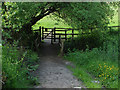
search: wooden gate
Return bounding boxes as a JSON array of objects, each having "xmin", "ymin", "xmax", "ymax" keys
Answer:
[
  {"xmin": 40, "ymin": 27, "xmax": 79, "ymax": 44},
  {"xmin": 34, "ymin": 26, "xmax": 120, "ymax": 44}
]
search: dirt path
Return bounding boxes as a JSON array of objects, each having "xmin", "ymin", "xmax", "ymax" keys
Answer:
[{"xmin": 33, "ymin": 40, "xmax": 85, "ymax": 88}]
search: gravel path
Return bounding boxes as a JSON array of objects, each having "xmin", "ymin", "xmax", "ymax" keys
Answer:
[{"xmin": 33, "ymin": 40, "xmax": 85, "ymax": 88}]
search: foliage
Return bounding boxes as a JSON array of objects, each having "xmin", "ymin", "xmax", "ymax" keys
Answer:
[
  {"xmin": 64, "ymin": 30, "xmax": 107, "ymax": 53},
  {"xmin": 55, "ymin": 2, "xmax": 118, "ymax": 30},
  {"xmin": 2, "ymin": 2, "xmax": 66, "ymax": 31},
  {"xmin": 64, "ymin": 34, "xmax": 118, "ymax": 88},
  {"xmin": 2, "ymin": 2, "xmax": 119, "ymax": 47},
  {"xmin": 2, "ymin": 2, "xmax": 119, "ymax": 31},
  {"xmin": 2, "ymin": 2, "xmax": 46, "ymax": 29},
  {"xmin": 32, "ymin": 10, "xmax": 118, "ymax": 30},
  {"xmin": 2, "ymin": 42, "xmax": 39, "ymax": 88}
]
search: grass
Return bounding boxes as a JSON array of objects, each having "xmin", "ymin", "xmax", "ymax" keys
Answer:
[
  {"xmin": 32, "ymin": 14, "xmax": 71, "ymax": 30},
  {"xmin": 108, "ymin": 11, "xmax": 118, "ymax": 26},
  {"xmin": 67, "ymin": 66, "xmax": 102, "ymax": 88},
  {"xmin": 64, "ymin": 34, "xmax": 118, "ymax": 88}
]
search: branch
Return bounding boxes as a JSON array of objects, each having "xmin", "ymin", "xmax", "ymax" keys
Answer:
[{"xmin": 30, "ymin": 7, "xmax": 57, "ymax": 26}]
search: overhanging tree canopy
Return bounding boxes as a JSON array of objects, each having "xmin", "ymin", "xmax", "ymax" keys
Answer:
[
  {"xmin": 2, "ymin": 2, "xmax": 119, "ymax": 46},
  {"xmin": 2, "ymin": 2, "xmax": 119, "ymax": 31}
]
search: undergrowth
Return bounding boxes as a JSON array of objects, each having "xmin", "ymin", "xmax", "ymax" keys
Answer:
[
  {"xmin": 2, "ymin": 42, "xmax": 39, "ymax": 88},
  {"xmin": 64, "ymin": 32, "xmax": 118, "ymax": 88}
]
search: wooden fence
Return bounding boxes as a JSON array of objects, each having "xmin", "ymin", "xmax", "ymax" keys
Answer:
[{"xmin": 34, "ymin": 26, "xmax": 120, "ymax": 44}]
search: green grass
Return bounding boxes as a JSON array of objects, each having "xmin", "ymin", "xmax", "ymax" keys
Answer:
[
  {"xmin": 67, "ymin": 66, "xmax": 102, "ymax": 88},
  {"xmin": 109, "ymin": 11, "xmax": 118, "ymax": 26},
  {"xmin": 64, "ymin": 34, "xmax": 118, "ymax": 88},
  {"xmin": 32, "ymin": 15, "xmax": 71, "ymax": 30}
]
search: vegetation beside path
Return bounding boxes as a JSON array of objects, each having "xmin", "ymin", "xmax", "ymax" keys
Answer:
[
  {"xmin": 1, "ymin": 2, "xmax": 119, "ymax": 88},
  {"xmin": 2, "ymin": 41, "xmax": 39, "ymax": 88},
  {"xmin": 64, "ymin": 31, "xmax": 118, "ymax": 88}
]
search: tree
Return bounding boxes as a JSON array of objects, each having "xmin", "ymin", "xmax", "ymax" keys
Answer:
[
  {"xmin": 55, "ymin": 2, "xmax": 119, "ymax": 30},
  {"xmin": 2, "ymin": 2, "xmax": 119, "ymax": 46}
]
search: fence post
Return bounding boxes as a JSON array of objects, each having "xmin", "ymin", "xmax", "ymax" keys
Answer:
[
  {"xmin": 39, "ymin": 26, "xmax": 41, "ymax": 42},
  {"xmin": 59, "ymin": 35, "xmax": 61, "ymax": 43},
  {"xmin": 72, "ymin": 29, "xmax": 74, "ymax": 40},
  {"xmin": 54, "ymin": 27, "xmax": 56, "ymax": 42},
  {"xmin": 42, "ymin": 27, "xmax": 44, "ymax": 40},
  {"xmin": 51, "ymin": 29, "xmax": 53, "ymax": 44},
  {"xmin": 65, "ymin": 30, "xmax": 67, "ymax": 40}
]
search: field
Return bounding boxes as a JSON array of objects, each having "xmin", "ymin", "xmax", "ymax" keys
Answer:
[{"xmin": 32, "ymin": 14, "xmax": 71, "ymax": 30}]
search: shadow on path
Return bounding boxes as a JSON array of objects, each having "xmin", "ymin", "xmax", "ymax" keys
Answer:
[
  {"xmin": 33, "ymin": 40, "xmax": 85, "ymax": 88},
  {"xmin": 39, "ymin": 39, "xmax": 60, "ymax": 57}
]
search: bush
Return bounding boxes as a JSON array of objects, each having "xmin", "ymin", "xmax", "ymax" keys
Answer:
[{"xmin": 64, "ymin": 30, "xmax": 107, "ymax": 53}]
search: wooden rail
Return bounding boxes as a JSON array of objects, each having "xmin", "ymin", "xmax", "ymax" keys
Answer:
[
  {"xmin": 38, "ymin": 27, "xmax": 80, "ymax": 44},
  {"xmin": 34, "ymin": 26, "xmax": 120, "ymax": 44}
]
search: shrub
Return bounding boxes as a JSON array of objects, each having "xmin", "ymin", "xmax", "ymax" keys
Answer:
[{"xmin": 64, "ymin": 30, "xmax": 107, "ymax": 53}]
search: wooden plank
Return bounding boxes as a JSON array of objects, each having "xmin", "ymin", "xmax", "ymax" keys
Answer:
[
  {"xmin": 55, "ymin": 28, "xmax": 79, "ymax": 30},
  {"xmin": 42, "ymin": 27, "xmax": 44, "ymax": 40},
  {"xmin": 34, "ymin": 29, "xmax": 40, "ymax": 31},
  {"xmin": 39, "ymin": 26, "xmax": 41, "ymax": 42},
  {"xmin": 46, "ymin": 37, "xmax": 71, "ymax": 39},
  {"xmin": 44, "ymin": 32, "xmax": 52, "ymax": 38},
  {"xmin": 43, "ymin": 32, "xmax": 51, "ymax": 34},
  {"xmin": 43, "ymin": 30, "xmax": 52, "ymax": 32},
  {"xmin": 55, "ymin": 29, "xmax": 76, "ymax": 31},
  {"xmin": 51, "ymin": 29, "xmax": 53, "ymax": 44},
  {"xmin": 55, "ymin": 33, "xmax": 79, "ymax": 35},
  {"xmin": 72, "ymin": 29, "xmax": 74, "ymax": 40},
  {"xmin": 65, "ymin": 30, "xmax": 67, "ymax": 40},
  {"xmin": 54, "ymin": 27, "xmax": 56, "ymax": 42}
]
